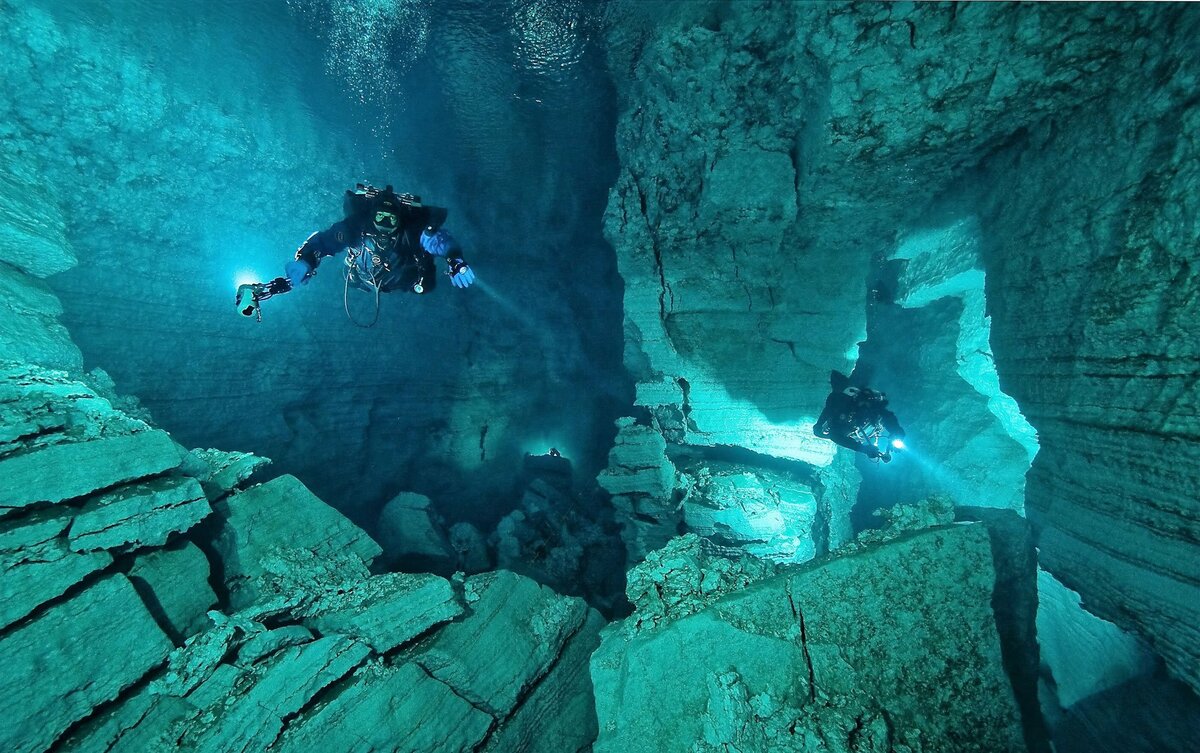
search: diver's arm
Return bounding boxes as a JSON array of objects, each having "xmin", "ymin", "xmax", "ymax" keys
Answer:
[
  {"xmin": 880, "ymin": 409, "xmax": 904, "ymax": 437},
  {"xmin": 292, "ymin": 219, "xmax": 355, "ymax": 282},
  {"xmin": 421, "ymin": 227, "xmax": 476, "ymax": 288}
]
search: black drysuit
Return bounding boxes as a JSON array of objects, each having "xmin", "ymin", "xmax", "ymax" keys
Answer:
[{"xmin": 813, "ymin": 372, "xmax": 904, "ymax": 457}]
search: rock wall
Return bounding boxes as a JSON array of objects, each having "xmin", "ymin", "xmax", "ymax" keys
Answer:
[
  {"xmin": 598, "ymin": 1, "xmax": 1176, "ymax": 560},
  {"xmin": 961, "ymin": 8, "xmax": 1200, "ymax": 692},
  {"xmin": 599, "ymin": 0, "xmax": 1200, "ymax": 737}
]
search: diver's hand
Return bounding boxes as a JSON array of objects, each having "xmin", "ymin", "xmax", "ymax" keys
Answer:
[
  {"xmin": 286, "ymin": 259, "xmax": 312, "ymax": 286},
  {"xmin": 448, "ymin": 258, "xmax": 476, "ymax": 289}
]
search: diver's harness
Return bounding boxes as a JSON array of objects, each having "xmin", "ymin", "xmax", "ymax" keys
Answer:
[{"xmin": 341, "ymin": 186, "xmax": 429, "ymax": 329}]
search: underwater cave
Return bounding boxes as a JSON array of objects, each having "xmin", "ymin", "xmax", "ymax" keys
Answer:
[{"xmin": 1, "ymin": 1, "xmax": 1197, "ymax": 752}]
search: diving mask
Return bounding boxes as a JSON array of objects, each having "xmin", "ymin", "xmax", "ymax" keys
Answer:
[{"xmin": 373, "ymin": 210, "xmax": 399, "ymax": 233}]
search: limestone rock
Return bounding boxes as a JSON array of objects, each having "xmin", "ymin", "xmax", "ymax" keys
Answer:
[
  {"xmin": 178, "ymin": 635, "xmax": 372, "ymax": 753},
  {"xmin": 413, "ymin": 570, "xmax": 589, "ymax": 718},
  {"xmin": 855, "ymin": 494, "xmax": 956, "ymax": 546},
  {"xmin": 0, "ymin": 364, "xmax": 149, "ymax": 458},
  {"xmin": 57, "ymin": 679, "xmax": 194, "ymax": 753},
  {"xmin": 210, "ymin": 474, "xmax": 382, "ymax": 609},
  {"xmin": 596, "ymin": 416, "xmax": 681, "ymax": 559},
  {"xmin": 127, "ymin": 541, "xmax": 218, "ymax": 642},
  {"xmin": 0, "ymin": 512, "xmax": 111, "ymax": 629},
  {"xmin": 68, "ymin": 476, "xmax": 211, "ymax": 552},
  {"xmin": 448, "ymin": 521, "xmax": 490, "ymax": 572},
  {"xmin": 858, "ymin": 218, "xmax": 1040, "ymax": 515},
  {"xmin": 1052, "ymin": 674, "xmax": 1200, "ymax": 753},
  {"xmin": 373, "ymin": 491, "xmax": 454, "ymax": 570},
  {"xmin": 966, "ymin": 10, "xmax": 1200, "ymax": 690},
  {"xmin": 303, "ymin": 571, "xmax": 463, "ymax": 654},
  {"xmin": 622, "ymin": 533, "xmax": 777, "ymax": 635},
  {"xmin": 0, "ymin": 429, "xmax": 182, "ymax": 512},
  {"xmin": 273, "ymin": 661, "xmax": 494, "ymax": 753},
  {"xmin": 0, "ymin": 575, "xmax": 173, "ymax": 753},
  {"xmin": 0, "ymin": 165, "xmax": 76, "ymax": 278},
  {"xmin": 1036, "ymin": 567, "xmax": 1156, "ymax": 710},
  {"xmin": 0, "ymin": 264, "xmax": 82, "ymax": 372},
  {"xmin": 235, "ymin": 624, "xmax": 314, "ymax": 667},
  {"xmin": 678, "ymin": 461, "xmax": 818, "ymax": 563},
  {"xmin": 483, "ymin": 609, "xmax": 605, "ymax": 753},
  {"xmin": 592, "ymin": 523, "xmax": 1026, "ymax": 753},
  {"xmin": 181, "ymin": 447, "xmax": 271, "ymax": 500}
]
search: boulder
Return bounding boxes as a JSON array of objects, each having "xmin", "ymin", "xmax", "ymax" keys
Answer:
[
  {"xmin": 178, "ymin": 635, "xmax": 372, "ymax": 753},
  {"xmin": 373, "ymin": 491, "xmax": 454, "ymax": 570},
  {"xmin": 209, "ymin": 475, "xmax": 382, "ymax": 609},
  {"xmin": 180, "ymin": 448, "xmax": 271, "ymax": 500},
  {"xmin": 448, "ymin": 521, "xmax": 490, "ymax": 572},
  {"xmin": 302, "ymin": 572, "xmax": 463, "ymax": 654},
  {"xmin": 622, "ymin": 533, "xmax": 776, "ymax": 635},
  {"xmin": 273, "ymin": 661, "xmax": 493, "ymax": 753},
  {"xmin": 0, "ymin": 512, "xmax": 111, "ymax": 629},
  {"xmin": 412, "ymin": 570, "xmax": 589, "ymax": 718},
  {"xmin": 678, "ymin": 462, "xmax": 818, "ymax": 563},
  {"xmin": 592, "ymin": 523, "xmax": 1026, "ymax": 753},
  {"xmin": 483, "ymin": 609, "xmax": 605, "ymax": 753}
]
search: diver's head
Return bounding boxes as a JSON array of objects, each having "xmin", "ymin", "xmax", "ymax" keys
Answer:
[{"xmin": 371, "ymin": 196, "xmax": 401, "ymax": 235}]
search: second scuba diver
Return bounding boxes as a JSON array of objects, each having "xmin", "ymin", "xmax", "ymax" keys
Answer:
[{"xmin": 814, "ymin": 370, "xmax": 906, "ymax": 462}]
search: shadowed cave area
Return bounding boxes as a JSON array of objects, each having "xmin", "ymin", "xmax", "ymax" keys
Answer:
[{"xmin": 1, "ymin": 2, "xmax": 1198, "ymax": 752}]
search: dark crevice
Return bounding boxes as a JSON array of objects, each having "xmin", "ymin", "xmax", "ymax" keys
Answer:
[{"xmin": 785, "ymin": 582, "xmax": 817, "ymax": 703}]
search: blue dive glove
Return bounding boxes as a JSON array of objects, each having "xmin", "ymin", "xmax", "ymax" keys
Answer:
[
  {"xmin": 420, "ymin": 228, "xmax": 459, "ymax": 256},
  {"xmin": 285, "ymin": 259, "xmax": 312, "ymax": 286},
  {"xmin": 447, "ymin": 258, "xmax": 475, "ymax": 289}
]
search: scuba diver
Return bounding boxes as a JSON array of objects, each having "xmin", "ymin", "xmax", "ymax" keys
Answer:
[
  {"xmin": 814, "ymin": 370, "xmax": 906, "ymax": 462},
  {"xmin": 236, "ymin": 183, "xmax": 476, "ymax": 326}
]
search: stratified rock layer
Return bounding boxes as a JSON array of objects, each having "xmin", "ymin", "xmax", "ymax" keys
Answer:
[{"xmin": 592, "ymin": 524, "xmax": 1025, "ymax": 753}]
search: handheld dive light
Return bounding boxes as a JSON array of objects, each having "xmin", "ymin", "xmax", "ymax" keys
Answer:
[{"xmin": 235, "ymin": 283, "xmax": 261, "ymax": 319}]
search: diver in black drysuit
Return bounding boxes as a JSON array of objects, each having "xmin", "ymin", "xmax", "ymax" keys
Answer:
[
  {"xmin": 236, "ymin": 184, "xmax": 475, "ymax": 321},
  {"xmin": 814, "ymin": 370, "xmax": 906, "ymax": 460}
]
